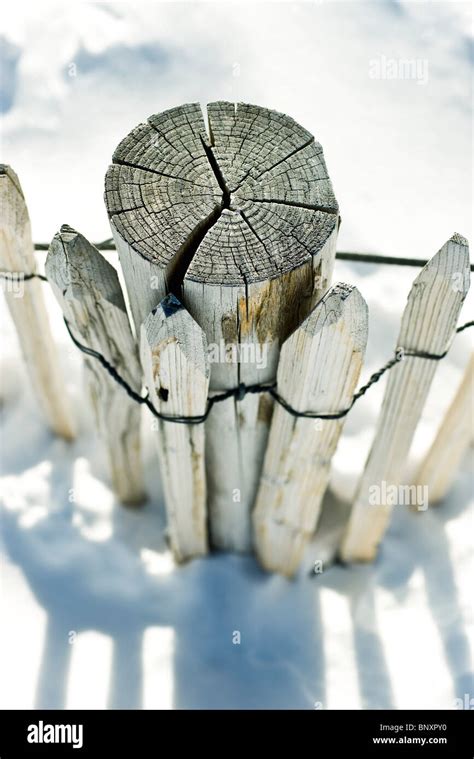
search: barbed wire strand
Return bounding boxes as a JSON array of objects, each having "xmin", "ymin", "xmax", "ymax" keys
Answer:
[
  {"xmin": 28, "ymin": 241, "xmax": 474, "ymax": 272},
  {"xmin": 1, "ymin": 270, "xmax": 472, "ymax": 425},
  {"xmin": 65, "ymin": 318, "xmax": 472, "ymax": 423}
]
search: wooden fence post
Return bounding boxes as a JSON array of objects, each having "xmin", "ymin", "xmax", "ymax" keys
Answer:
[
  {"xmin": 46, "ymin": 225, "xmax": 145, "ymax": 505},
  {"xmin": 414, "ymin": 354, "xmax": 474, "ymax": 503},
  {"xmin": 140, "ymin": 294, "xmax": 209, "ymax": 561},
  {"xmin": 105, "ymin": 101, "xmax": 339, "ymax": 551},
  {"xmin": 253, "ymin": 284, "xmax": 368, "ymax": 576},
  {"xmin": 0, "ymin": 165, "xmax": 75, "ymax": 439},
  {"xmin": 340, "ymin": 234, "xmax": 470, "ymax": 562}
]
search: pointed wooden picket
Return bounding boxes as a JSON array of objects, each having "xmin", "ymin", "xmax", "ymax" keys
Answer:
[
  {"xmin": 253, "ymin": 284, "xmax": 368, "ymax": 576},
  {"xmin": 140, "ymin": 294, "xmax": 210, "ymax": 561},
  {"xmin": 0, "ymin": 166, "xmax": 75, "ymax": 439},
  {"xmin": 340, "ymin": 234, "xmax": 470, "ymax": 562},
  {"xmin": 414, "ymin": 354, "xmax": 474, "ymax": 503},
  {"xmin": 46, "ymin": 225, "xmax": 145, "ymax": 505}
]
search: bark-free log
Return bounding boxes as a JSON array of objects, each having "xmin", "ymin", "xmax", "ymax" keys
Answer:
[
  {"xmin": 46, "ymin": 226, "xmax": 145, "ymax": 505},
  {"xmin": 340, "ymin": 234, "xmax": 470, "ymax": 562},
  {"xmin": 414, "ymin": 354, "xmax": 474, "ymax": 503},
  {"xmin": 105, "ymin": 102, "xmax": 339, "ymax": 551},
  {"xmin": 140, "ymin": 294, "xmax": 209, "ymax": 561},
  {"xmin": 0, "ymin": 166, "xmax": 75, "ymax": 439},
  {"xmin": 254, "ymin": 284, "xmax": 368, "ymax": 577}
]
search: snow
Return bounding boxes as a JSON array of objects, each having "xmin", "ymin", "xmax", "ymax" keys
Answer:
[{"xmin": 1, "ymin": 0, "xmax": 473, "ymax": 710}]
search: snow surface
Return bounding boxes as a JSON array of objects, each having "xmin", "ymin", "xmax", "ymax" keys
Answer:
[{"xmin": 1, "ymin": 0, "xmax": 473, "ymax": 709}]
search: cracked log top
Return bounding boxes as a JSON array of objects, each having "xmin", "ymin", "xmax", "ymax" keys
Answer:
[
  {"xmin": 105, "ymin": 102, "xmax": 338, "ymax": 300},
  {"xmin": 105, "ymin": 102, "xmax": 340, "ymax": 552}
]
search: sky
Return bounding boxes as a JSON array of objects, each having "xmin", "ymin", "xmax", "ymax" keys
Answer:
[{"xmin": 1, "ymin": 0, "xmax": 472, "ymax": 259}]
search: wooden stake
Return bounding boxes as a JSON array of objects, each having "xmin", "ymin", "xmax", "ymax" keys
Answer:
[
  {"xmin": 140, "ymin": 294, "xmax": 209, "ymax": 560},
  {"xmin": 340, "ymin": 234, "xmax": 470, "ymax": 562},
  {"xmin": 253, "ymin": 284, "xmax": 368, "ymax": 576},
  {"xmin": 0, "ymin": 165, "xmax": 75, "ymax": 439},
  {"xmin": 46, "ymin": 225, "xmax": 145, "ymax": 505},
  {"xmin": 414, "ymin": 354, "xmax": 474, "ymax": 503},
  {"xmin": 105, "ymin": 102, "xmax": 339, "ymax": 551}
]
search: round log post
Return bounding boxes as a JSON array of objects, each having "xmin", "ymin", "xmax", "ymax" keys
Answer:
[{"xmin": 105, "ymin": 102, "xmax": 339, "ymax": 552}]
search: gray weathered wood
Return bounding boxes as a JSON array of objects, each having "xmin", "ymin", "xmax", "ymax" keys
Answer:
[
  {"xmin": 0, "ymin": 165, "xmax": 75, "ymax": 439},
  {"xmin": 253, "ymin": 284, "xmax": 368, "ymax": 576},
  {"xmin": 340, "ymin": 234, "xmax": 470, "ymax": 562},
  {"xmin": 46, "ymin": 225, "xmax": 145, "ymax": 505},
  {"xmin": 414, "ymin": 354, "xmax": 474, "ymax": 503},
  {"xmin": 140, "ymin": 294, "xmax": 209, "ymax": 560},
  {"xmin": 105, "ymin": 102, "xmax": 339, "ymax": 551}
]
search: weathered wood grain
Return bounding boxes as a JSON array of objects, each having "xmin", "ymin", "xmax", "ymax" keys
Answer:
[
  {"xmin": 140, "ymin": 294, "xmax": 209, "ymax": 561},
  {"xmin": 253, "ymin": 284, "xmax": 368, "ymax": 576},
  {"xmin": 105, "ymin": 102, "xmax": 340, "ymax": 551},
  {"xmin": 340, "ymin": 234, "xmax": 471, "ymax": 562},
  {"xmin": 414, "ymin": 354, "xmax": 474, "ymax": 503},
  {"xmin": 46, "ymin": 225, "xmax": 145, "ymax": 505},
  {"xmin": 0, "ymin": 165, "xmax": 75, "ymax": 439}
]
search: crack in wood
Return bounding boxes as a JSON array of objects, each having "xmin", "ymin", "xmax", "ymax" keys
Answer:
[
  {"xmin": 112, "ymin": 157, "xmax": 206, "ymax": 187},
  {"xmin": 253, "ymin": 136, "xmax": 315, "ymax": 180},
  {"xmin": 246, "ymin": 198, "xmax": 339, "ymax": 215}
]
